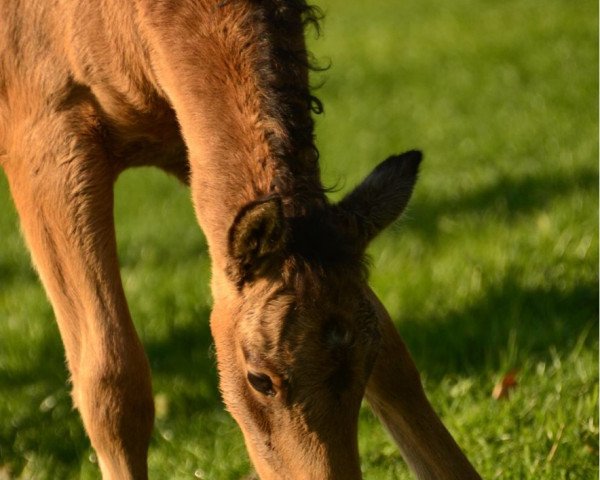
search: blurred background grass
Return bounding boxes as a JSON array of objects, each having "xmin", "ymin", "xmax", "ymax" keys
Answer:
[{"xmin": 0, "ymin": 0, "xmax": 598, "ymax": 478}]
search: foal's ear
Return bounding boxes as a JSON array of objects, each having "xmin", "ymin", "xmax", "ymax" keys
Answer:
[
  {"xmin": 227, "ymin": 196, "xmax": 287, "ymax": 286},
  {"xmin": 338, "ymin": 150, "xmax": 422, "ymax": 249}
]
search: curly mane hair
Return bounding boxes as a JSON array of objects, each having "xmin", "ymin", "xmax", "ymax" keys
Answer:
[{"xmin": 239, "ymin": 0, "xmax": 327, "ymax": 208}]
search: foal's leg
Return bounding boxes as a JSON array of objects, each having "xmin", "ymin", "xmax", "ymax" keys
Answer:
[
  {"xmin": 365, "ymin": 289, "xmax": 481, "ymax": 480},
  {"xmin": 3, "ymin": 106, "xmax": 153, "ymax": 479}
]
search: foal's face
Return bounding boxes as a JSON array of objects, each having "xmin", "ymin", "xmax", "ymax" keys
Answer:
[
  {"xmin": 212, "ymin": 151, "xmax": 422, "ymax": 478},
  {"xmin": 213, "ymin": 278, "xmax": 380, "ymax": 478}
]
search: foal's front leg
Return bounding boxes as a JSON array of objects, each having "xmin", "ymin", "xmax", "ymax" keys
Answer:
[
  {"xmin": 3, "ymin": 106, "xmax": 154, "ymax": 479},
  {"xmin": 365, "ymin": 289, "xmax": 481, "ymax": 480}
]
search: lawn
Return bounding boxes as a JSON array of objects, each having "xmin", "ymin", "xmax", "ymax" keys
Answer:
[{"xmin": 0, "ymin": 0, "xmax": 598, "ymax": 478}]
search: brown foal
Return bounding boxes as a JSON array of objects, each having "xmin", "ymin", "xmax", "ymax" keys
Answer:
[{"xmin": 0, "ymin": 1, "xmax": 481, "ymax": 478}]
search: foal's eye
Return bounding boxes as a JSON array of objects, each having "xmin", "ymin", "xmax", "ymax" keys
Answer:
[{"xmin": 247, "ymin": 371, "xmax": 276, "ymax": 397}]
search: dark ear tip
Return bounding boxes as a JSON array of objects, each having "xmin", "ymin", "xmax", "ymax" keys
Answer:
[
  {"xmin": 402, "ymin": 149, "xmax": 423, "ymax": 164},
  {"xmin": 397, "ymin": 149, "xmax": 423, "ymax": 169},
  {"xmin": 382, "ymin": 149, "xmax": 422, "ymax": 177}
]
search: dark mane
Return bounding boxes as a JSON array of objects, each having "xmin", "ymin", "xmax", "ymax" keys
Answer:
[
  {"xmin": 244, "ymin": 2, "xmax": 369, "ymax": 288},
  {"xmin": 244, "ymin": 0, "xmax": 327, "ymax": 209}
]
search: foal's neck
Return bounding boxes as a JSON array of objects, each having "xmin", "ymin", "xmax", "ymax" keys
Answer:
[
  {"xmin": 223, "ymin": 0, "xmax": 323, "ymax": 211},
  {"xmin": 140, "ymin": 1, "xmax": 325, "ymax": 272}
]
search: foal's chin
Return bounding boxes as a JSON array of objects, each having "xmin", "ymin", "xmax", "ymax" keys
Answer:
[{"xmin": 236, "ymin": 403, "xmax": 364, "ymax": 480}]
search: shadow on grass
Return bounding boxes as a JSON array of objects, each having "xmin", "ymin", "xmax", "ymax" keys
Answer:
[
  {"xmin": 405, "ymin": 164, "xmax": 598, "ymax": 239},
  {"xmin": 396, "ymin": 273, "xmax": 599, "ymax": 380},
  {"xmin": 384, "ymin": 162, "xmax": 599, "ymax": 376}
]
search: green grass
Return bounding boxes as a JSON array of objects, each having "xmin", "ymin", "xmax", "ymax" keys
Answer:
[{"xmin": 0, "ymin": 0, "xmax": 597, "ymax": 478}]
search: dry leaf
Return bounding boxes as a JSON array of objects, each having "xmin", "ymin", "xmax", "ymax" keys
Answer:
[{"xmin": 492, "ymin": 370, "xmax": 518, "ymax": 400}]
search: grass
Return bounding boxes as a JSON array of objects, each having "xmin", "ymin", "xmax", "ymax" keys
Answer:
[{"xmin": 0, "ymin": 0, "xmax": 597, "ymax": 478}]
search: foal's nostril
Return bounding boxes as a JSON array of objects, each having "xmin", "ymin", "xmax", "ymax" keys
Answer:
[{"xmin": 247, "ymin": 371, "xmax": 276, "ymax": 397}]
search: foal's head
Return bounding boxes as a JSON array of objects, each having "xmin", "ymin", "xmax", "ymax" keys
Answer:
[{"xmin": 211, "ymin": 151, "xmax": 421, "ymax": 479}]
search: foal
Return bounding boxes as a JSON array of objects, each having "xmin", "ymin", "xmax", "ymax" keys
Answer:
[{"xmin": 0, "ymin": 0, "xmax": 481, "ymax": 478}]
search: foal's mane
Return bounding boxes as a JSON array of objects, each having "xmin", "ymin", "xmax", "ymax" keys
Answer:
[
  {"xmin": 246, "ymin": 2, "xmax": 370, "ymax": 286},
  {"xmin": 242, "ymin": 0, "xmax": 326, "ymax": 207},
  {"xmin": 221, "ymin": 1, "xmax": 368, "ymax": 287}
]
